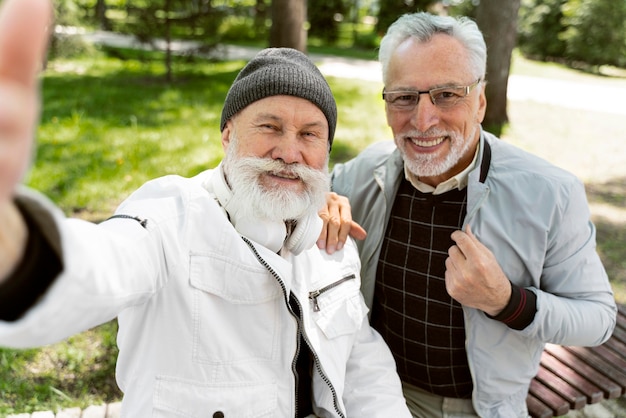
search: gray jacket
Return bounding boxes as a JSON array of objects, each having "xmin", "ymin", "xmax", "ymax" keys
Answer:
[{"xmin": 331, "ymin": 130, "xmax": 617, "ymax": 418}]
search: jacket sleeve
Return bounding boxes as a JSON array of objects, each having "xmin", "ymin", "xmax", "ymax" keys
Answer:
[
  {"xmin": 0, "ymin": 187, "xmax": 170, "ymax": 348},
  {"xmin": 341, "ymin": 313, "xmax": 411, "ymax": 417},
  {"xmin": 523, "ymin": 178, "xmax": 617, "ymax": 346},
  {"xmin": 0, "ymin": 191, "xmax": 63, "ymax": 321}
]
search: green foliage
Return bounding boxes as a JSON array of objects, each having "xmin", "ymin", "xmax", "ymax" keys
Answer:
[
  {"xmin": 120, "ymin": 0, "xmax": 224, "ymax": 42},
  {"xmin": 353, "ymin": 30, "xmax": 380, "ymax": 50},
  {"xmin": 219, "ymin": 14, "xmax": 268, "ymax": 42},
  {"xmin": 444, "ymin": 0, "xmax": 478, "ymax": 18},
  {"xmin": 518, "ymin": 0, "xmax": 568, "ymax": 60},
  {"xmin": 47, "ymin": 0, "xmax": 96, "ymax": 59},
  {"xmin": 375, "ymin": 0, "xmax": 437, "ymax": 34},
  {"xmin": 53, "ymin": 0, "xmax": 89, "ymax": 27},
  {"xmin": 519, "ymin": 0, "xmax": 626, "ymax": 69},
  {"xmin": 49, "ymin": 34, "xmax": 98, "ymax": 60},
  {"xmin": 308, "ymin": 0, "xmax": 348, "ymax": 44},
  {"xmin": 561, "ymin": 0, "xmax": 626, "ymax": 68}
]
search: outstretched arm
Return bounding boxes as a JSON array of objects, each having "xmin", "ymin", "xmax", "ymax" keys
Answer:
[{"xmin": 0, "ymin": 0, "xmax": 53, "ymax": 282}]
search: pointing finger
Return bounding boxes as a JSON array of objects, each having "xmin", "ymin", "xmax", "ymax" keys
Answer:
[{"xmin": 0, "ymin": 0, "xmax": 53, "ymax": 89}]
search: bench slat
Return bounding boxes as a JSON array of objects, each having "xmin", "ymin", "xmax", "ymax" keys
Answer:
[
  {"xmin": 540, "ymin": 347, "xmax": 604, "ymax": 403},
  {"xmin": 545, "ymin": 345, "xmax": 622, "ymax": 399},
  {"xmin": 534, "ymin": 366, "xmax": 587, "ymax": 409},
  {"xmin": 528, "ymin": 377, "xmax": 571, "ymax": 416},
  {"xmin": 527, "ymin": 305, "xmax": 626, "ymax": 416},
  {"xmin": 563, "ymin": 345, "xmax": 626, "ymax": 395},
  {"xmin": 603, "ymin": 337, "xmax": 626, "ymax": 364},
  {"xmin": 527, "ymin": 392, "xmax": 556, "ymax": 418}
]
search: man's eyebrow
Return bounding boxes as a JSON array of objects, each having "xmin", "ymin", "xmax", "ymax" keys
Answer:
[
  {"xmin": 252, "ymin": 113, "xmax": 326, "ymax": 129},
  {"xmin": 390, "ymin": 81, "xmax": 464, "ymax": 91},
  {"xmin": 252, "ymin": 113, "xmax": 282, "ymax": 123},
  {"xmin": 301, "ymin": 120, "xmax": 326, "ymax": 130}
]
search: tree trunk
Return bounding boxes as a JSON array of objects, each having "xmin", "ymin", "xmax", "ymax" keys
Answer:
[
  {"xmin": 475, "ymin": 0, "xmax": 521, "ymax": 135},
  {"xmin": 269, "ymin": 0, "xmax": 307, "ymax": 52},
  {"xmin": 254, "ymin": 0, "xmax": 268, "ymax": 32},
  {"xmin": 96, "ymin": 0, "xmax": 111, "ymax": 30}
]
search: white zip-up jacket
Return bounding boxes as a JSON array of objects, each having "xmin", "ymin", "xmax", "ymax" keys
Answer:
[
  {"xmin": 0, "ymin": 169, "xmax": 411, "ymax": 418},
  {"xmin": 331, "ymin": 130, "xmax": 617, "ymax": 418}
]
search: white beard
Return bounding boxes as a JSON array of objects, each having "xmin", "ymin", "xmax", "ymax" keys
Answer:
[
  {"xmin": 396, "ymin": 125, "xmax": 477, "ymax": 178},
  {"xmin": 223, "ymin": 139, "xmax": 330, "ymax": 223}
]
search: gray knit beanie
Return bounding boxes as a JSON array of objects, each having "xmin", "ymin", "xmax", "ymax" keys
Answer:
[{"xmin": 220, "ymin": 48, "xmax": 337, "ymax": 149}]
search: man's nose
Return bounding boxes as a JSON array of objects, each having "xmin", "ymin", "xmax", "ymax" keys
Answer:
[
  {"xmin": 411, "ymin": 94, "xmax": 440, "ymax": 131},
  {"xmin": 270, "ymin": 133, "xmax": 304, "ymax": 164}
]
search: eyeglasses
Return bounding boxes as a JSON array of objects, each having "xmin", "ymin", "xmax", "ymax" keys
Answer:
[{"xmin": 382, "ymin": 78, "xmax": 482, "ymax": 110}]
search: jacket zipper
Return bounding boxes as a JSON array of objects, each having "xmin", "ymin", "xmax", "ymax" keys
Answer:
[
  {"xmin": 241, "ymin": 236, "xmax": 346, "ymax": 418},
  {"xmin": 291, "ymin": 291, "xmax": 346, "ymax": 418},
  {"xmin": 308, "ymin": 274, "xmax": 356, "ymax": 312},
  {"xmin": 105, "ymin": 214, "xmax": 148, "ymax": 228},
  {"xmin": 292, "ymin": 297, "xmax": 302, "ymax": 418}
]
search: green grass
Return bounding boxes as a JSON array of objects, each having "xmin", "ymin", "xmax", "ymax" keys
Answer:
[
  {"xmin": 0, "ymin": 321, "xmax": 120, "ymax": 416},
  {"xmin": 1, "ymin": 48, "xmax": 625, "ymax": 415}
]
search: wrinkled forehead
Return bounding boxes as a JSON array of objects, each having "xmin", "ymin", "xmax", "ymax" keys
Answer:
[{"xmin": 385, "ymin": 35, "xmax": 474, "ymax": 87}]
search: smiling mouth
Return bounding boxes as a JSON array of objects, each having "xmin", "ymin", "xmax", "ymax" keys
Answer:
[
  {"xmin": 268, "ymin": 170, "xmax": 299, "ymax": 180},
  {"xmin": 410, "ymin": 136, "xmax": 446, "ymax": 147}
]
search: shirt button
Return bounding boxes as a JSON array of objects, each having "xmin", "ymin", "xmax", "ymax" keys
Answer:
[{"xmin": 213, "ymin": 412, "xmax": 225, "ymax": 418}]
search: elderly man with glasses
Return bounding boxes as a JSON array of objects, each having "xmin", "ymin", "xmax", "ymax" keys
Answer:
[{"xmin": 326, "ymin": 12, "xmax": 616, "ymax": 418}]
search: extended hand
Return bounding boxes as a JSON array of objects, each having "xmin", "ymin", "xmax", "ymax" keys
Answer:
[
  {"xmin": 0, "ymin": 0, "xmax": 52, "ymax": 281},
  {"xmin": 0, "ymin": 0, "xmax": 52, "ymax": 202},
  {"xmin": 317, "ymin": 192, "xmax": 367, "ymax": 254},
  {"xmin": 445, "ymin": 225, "xmax": 511, "ymax": 316}
]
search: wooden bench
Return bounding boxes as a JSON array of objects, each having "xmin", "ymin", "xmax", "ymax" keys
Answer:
[{"xmin": 527, "ymin": 304, "xmax": 626, "ymax": 417}]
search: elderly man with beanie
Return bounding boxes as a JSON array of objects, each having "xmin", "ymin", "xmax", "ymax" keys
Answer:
[{"xmin": 0, "ymin": 1, "xmax": 411, "ymax": 417}]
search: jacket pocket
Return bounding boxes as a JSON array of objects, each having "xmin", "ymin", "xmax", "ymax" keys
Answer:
[
  {"xmin": 309, "ymin": 273, "xmax": 368, "ymax": 339},
  {"xmin": 153, "ymin": 375, "xmax": 277, "ymax": 418},
  {"xmin": 189, "ymin": 253, "xmax": 282, "ymax": 364}
]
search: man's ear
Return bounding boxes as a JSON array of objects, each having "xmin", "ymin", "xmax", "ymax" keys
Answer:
[{"xmin": 221, "ymin": 121, "xmax": 233, "ymax": 151}]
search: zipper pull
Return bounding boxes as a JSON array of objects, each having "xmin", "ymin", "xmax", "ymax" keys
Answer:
[{"xmin": 308, "ymin": 290, "xmax": 321, "ymax": 312}]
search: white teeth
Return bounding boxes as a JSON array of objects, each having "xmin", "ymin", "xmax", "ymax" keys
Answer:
[
  {"xmin": 411, "ymin": 136, "xmax": 445, "ymax": 147},
  {"xmin": 271, "ymin": 171, "xmax": 298, "ymax": 180}
]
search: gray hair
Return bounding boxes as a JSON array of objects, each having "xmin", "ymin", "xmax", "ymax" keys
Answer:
[{"xmin": 378, "ymin": 12, "xmax": 487, "ymax": 84}]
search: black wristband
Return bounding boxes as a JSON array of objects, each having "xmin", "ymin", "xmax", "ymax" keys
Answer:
[
  {"xmin": 488, "ymin": 282, "xmax": 537, "ymax": 330},
  {"xmin": 0, "ymin": 200, "xmax": 62, "ymax": 321}
]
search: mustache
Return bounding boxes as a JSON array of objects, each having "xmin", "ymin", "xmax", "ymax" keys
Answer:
[{"xmin": 233, "ymin": 156, "xmax": 329, "ymax": 185}]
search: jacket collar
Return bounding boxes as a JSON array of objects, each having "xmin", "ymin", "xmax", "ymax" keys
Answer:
[{"xmin": 478, "ymin": 129, "xmax": 492, "ymax": 184}]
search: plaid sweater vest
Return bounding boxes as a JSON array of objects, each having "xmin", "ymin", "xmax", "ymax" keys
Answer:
[{"xmin": 372, "ymin": 176, "xmax": 473, "ymax": 399}]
